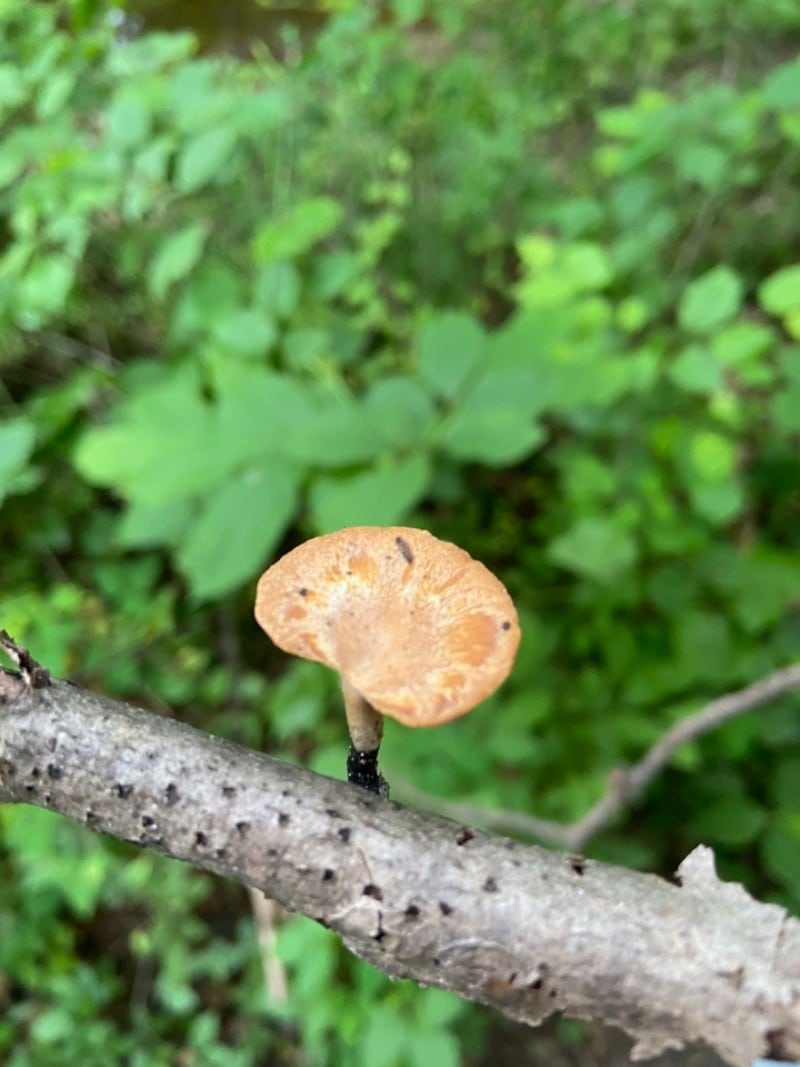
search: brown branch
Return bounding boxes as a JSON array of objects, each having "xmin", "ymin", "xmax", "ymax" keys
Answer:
[
  {"xmin": 394, "ymin": 663, "xmax": 800, "ymax": 852},
  {"xmin": 0, "ymin": 664, "xmax": 799, "ymax": 1066}
]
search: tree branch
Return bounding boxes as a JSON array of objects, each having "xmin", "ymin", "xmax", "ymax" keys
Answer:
[
  {"xmin": 394, "ymin": 664, "xmax": 800, "ymax": 852},
  {"xmin": 0, "ymin": 662, "xmax": 798, "ymax": 1067}
]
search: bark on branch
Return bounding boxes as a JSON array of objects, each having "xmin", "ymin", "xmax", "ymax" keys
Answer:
[{"xmin": 0, "ymin": 664, "xmax": 798, "ymax": 1067}]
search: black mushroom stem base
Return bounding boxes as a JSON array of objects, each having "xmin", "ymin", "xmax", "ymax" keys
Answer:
[
  {"xmin": 346, "ymin": 745, "xmax": 387, "ymax": 796},
  {"xmin": 342, "ymin": 679, "xmax": 389, "ymax": 796}
]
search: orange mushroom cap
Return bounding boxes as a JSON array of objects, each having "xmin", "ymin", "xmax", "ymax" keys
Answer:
[{"xmin": 255, "ymin": 526, "xmax": 520, "ymax": 727}]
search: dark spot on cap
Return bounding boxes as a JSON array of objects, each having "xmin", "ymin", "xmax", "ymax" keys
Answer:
[
  {"xmin": 483, "ymin": 877, "xmax": 499, "ymax": 892},
  {"xmin": 116, "ymin": 783, "xmax": 133, "ymax": 799},
  {"xmin": 164, "ymin": 782, "xmax": 179, "ymax": 805},
  {"xmin": 236, "ymin": 820, "xmax": 250, "ymax": 836},
  {"xmin": 322, "ymin": 868, "xmax": 336, "ymax": 882},
  {"xmin": 395, "ymin": 536, "xmax": 414, "ymax": 564},
  {"xmin": 46, "ymin": 764, "xmax": 62, "ymax": 780},
  {"xmin": 502, "ymin": 620, "xmax": 511, "ymax": 631},
  {"xmin": 298, "ymin": 587, "xmax": 309, "ymax": 597},
  {"xmin": 438, "ymin": 901, "xmax": 453, "ymax": 916},
  {"xmin": 338, "ymin": 826, "xmax": 352, "ymax": 844},
  {"xmin": 363, "ymin": 884, "xmax": 383, "ymax": 900},
  {"xmin": 404, "ymin": 904, "xmax": 420, "ymax": 919},
  {"xmin": 278, "ymin": 812, "xmax": 290, "ymax": 826},
  {"xmin": 195, "ymin": 831, "xmax": 208, "ymax": 847}
]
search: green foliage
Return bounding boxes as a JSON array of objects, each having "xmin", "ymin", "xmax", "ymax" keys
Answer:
[{"xmin": 3, "ymin": 0, "xmax": 800, "ymax": 1062}]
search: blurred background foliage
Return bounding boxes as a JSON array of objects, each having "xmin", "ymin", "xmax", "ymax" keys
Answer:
[{"xmin": 2, "ymin": 0, "xmax": 800, "ymax": 1062}]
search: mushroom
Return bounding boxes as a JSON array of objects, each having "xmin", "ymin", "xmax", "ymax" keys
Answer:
[{"xmin": 254, "ymin": 526, "xmax": 520, "ymax": 795}]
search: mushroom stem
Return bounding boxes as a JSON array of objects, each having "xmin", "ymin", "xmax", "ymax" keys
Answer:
[{"xmin": 342, "ymin": 679, "xmax": 387, "ymax": 796}]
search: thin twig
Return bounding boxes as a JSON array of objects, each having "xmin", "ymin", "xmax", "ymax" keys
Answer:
[{"xmin": 393, "ymin": 662, "xmax": 800, "ymax": 852}]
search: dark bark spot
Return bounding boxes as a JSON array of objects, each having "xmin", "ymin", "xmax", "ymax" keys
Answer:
[
  {"xmin": 433, "ymin": 957, "xmax": 441, "ymax": 967},
  {"xmin": 47, "ymin": 736, "xmax": 57, "ymax": 752},
  {"xmin": 508, "ymin": 973, "xmax": 518, "ymax": 985},
  {"xmin": 164, "ymin": 783, "xmax": 179, "ymax": 805},
  {"xmin": 456, "ymin": 828, "xmax": 474, "ymax": 845},
  {"xmin": 483, "ymin": 877, "xmax": 499, "ymax": 893},
  {"xmin": 529, "ymin": 978, "xmax": 543, "ymax": 990},
  {"xmin": 266, "ymin": 848, "xmax": 278, "ymax": 857},
  {"xmin": 438, "ymin": 901, "xmax": 453, "ymax": 916},
  {"xmin": 337, "ymin": 826, "xmax": 352, "ymax": 844},
  {"xmin": 24, "ymin": 784, "xmax": 37, "ymax": 794},
  {"xmin": 395, "ymin": 536, "xmax": 414, "ymax": 564},
  {"xmin": 325, "ymin": 808, "xmax": 343, "ymax": 819},
  {"xmin": 236, "ymin": 821, "xmax": 250, "ymax": 836},
  {"xmin": 32, "ymin": 766, "xmax": 41, "ymax": 778},
  {"xmin": 278, "ymin": 812, "xmax": 290, "ymax": 826},
  {"xmin": 116, "ymin": 783, "xmax": 133, "ymax": 799},
  {"xmin": 221, "ymin": 785, "xmax": 236, "ymax": 798},
  {"xmin": 372, "ymin": 914, "xmax": 386, "ymax": 942},
  {"xmin": 195, "ymin": 832, "xmax": 208, "ymax": 847},
  {"xmin": 281, "ymin": 789, "xmax": 292, "ymax": 798},
  {"xmin": 139, "ymin": 833, "xmax": 163, "ymax": 847},
  {"xmin": 215, "ymin": 848, "xmax": 227, "ymax": 860},
  {"xmin": 322, "ymin": 869, "xmax": 335, "ymax": 882},
  {"xmin": 0, "ymin": 759, "xmax": 15, "ymax": 777},
  {"xmin": 141, "ymin": 815, "xmax": 156, "ymax": 829},
  {"xmin": 404, "ymin": 904, "xmax": 420, "ymax": 919},
  {"xmin": 315, "ymin": 916, "xmax": 330, "ymax": 929},
  {"xmin": 363, "ymin": 884, "xmax": 383, "ymax": 900},
  {"xmin": 85, "ymin": 811, "xmax": 99, "ymax": 827},
  {"xmin": 569, "ymin": 856, "xmax": 587, "ymax": 875}
]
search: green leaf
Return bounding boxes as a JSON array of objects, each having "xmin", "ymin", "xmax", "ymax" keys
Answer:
[
  {"xmin": 407, "ymin": 1029, "xmax": 461, "ymax": 1067},
  {"xmin": 177, "ymin": 462, "xmax": 298, "ymax": 599},
  {"xmin": 75, "ymin": 365, "xmax": 308, "ymax": 506},
  {"xmin": 689, "ymin": 796, "xmax": 765, "ymax": 846},
  {"xmin": 560, "ymin": 241, "xmax": 614, "ymax": 290},
  {"xmin": 772, "ymin": 758, "xmax": 800, "ymax": 811},
  {"xmin": 211, "ymin": 308, "xmax": 276, "ymax": 359},
  {"xmin": 254, "ymin": 261, "xmax": 301, "ymax": 319},
  {"xmin": 668, "ymin": 346, "xmax": 723, "ymax": 394},
  {"xmin": 548, "ymin": 517, "xmax": 637, "ymax": 583},
  {"xmin": 441, "ymin": 408, "xmax": 545, "ymax": 466},
  {"xmin": 762, "ymin": 60, "xmax": 800, "ymax": 109},
  {"xmin": 688, "ymin": 480, "xmax": 744, "ymax": 525},
  {"xmin": 711, "ymin": 322, "xmax": 774, "ymax": 366},
  {"xmin": 416, "ymin": 311, "xmax": 485, "ymax": 399},
  {"xmin": 148, "ymin": 224, "xmax": 209, "ymax": 300},
  {"xmin": 759, "ymin": 265, "xmax": 800, "ymax": 316},
  {"xmin": 175, "ymin": 126, "xmax": 238, "ymax": 193},
  {"xmin": 251, "ymin": 197, "xmax": 343, "ymax": 264},
  {"xmin": 16, "ymin": 253, "xmax": 75, "ymax": 325},
  {"xmin": 678, "ymin": 266, "xmax": 742, "ymax": 335},
  {"xmin": 0, "ymin": 417, "xmax": 36, "ymax": 499},
  {"xmin": 116, "ymin": 498, "xmax": 192, "ymax": 549},
  {"xmin": 363, "ymin": 376, "xmax": 437, "ymax": 449},
  {"xmin": 309, "ymin": 453, "xmax": 430, "ymax": 532},
  {"xmin": 771, "ymin": 384, "xmax": 800, "ymax": 432},
  {"xmin": 761, "ymin": 821, "xmax": 800, "ymax": 889},
  {"xmin": 688, "ymin": 431, "xmax": 736, "ymax": 480},
  {"xmin": 283, "ymin": 399, "xmax": 379, "ymax": 467}
]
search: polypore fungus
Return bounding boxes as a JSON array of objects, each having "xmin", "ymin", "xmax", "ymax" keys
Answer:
[{"xmin": 255, "ymin": 526, "xmax": 520, "ymax": 795}]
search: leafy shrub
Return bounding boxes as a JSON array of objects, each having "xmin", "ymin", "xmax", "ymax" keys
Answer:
[{"xmin": 3, "ymin": 0, "xmax": 800, "ymax": 1062}]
